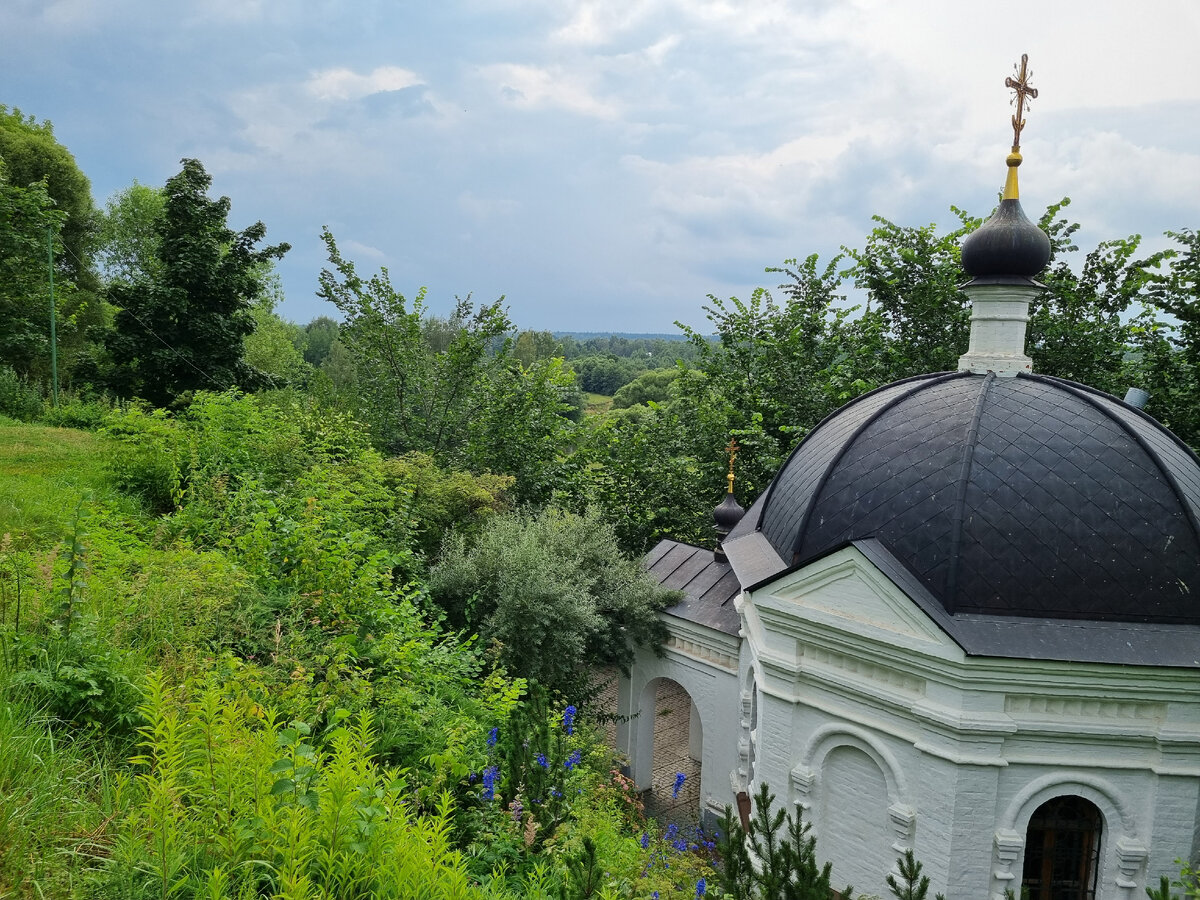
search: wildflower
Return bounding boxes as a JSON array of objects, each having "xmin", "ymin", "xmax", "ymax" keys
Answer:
[
  {"xmin": 487, "ymin": 727, "xmax": 499, "ymax": 748},
  {"xmin": 640, "ymin": 832, "xmax": 650, "ymax": 849},
  {"xmin": 652, "ymin": 894, "xmax": 660, "ymax": 900},
  {"xmin": 673, "ymin": 838, "xmax": 688, "ymax": 853},
  {"xmin": 510, "ymin": 799, "xmax": 523, "ymax": 822},
  {"xmin": 696, "ymin": 877, "xmax": 707, "ymax": 897},
  {"xmin": 672, "ymin": 772, "xmax": 686, "ymax": 799},
  {"xmin": 565, "ymin": 750, "xmax": 582, "ymax": 770},
  {"xmin": 563, "ymin": 704, "xmax": 577, "ymax": 735},
  {"xmin": 481, "ymin": 765, "xmax": 499, "ymax": 801},
  {"xmin": 665, "ymin": 823, "xmax": 678, "ymax": 841},
  {"xmin": 536, "ymin": 753, "xmax": 549, "ymax": 768}
]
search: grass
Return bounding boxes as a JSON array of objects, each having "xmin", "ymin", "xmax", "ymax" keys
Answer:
[
  {"xmin": 0, "ymin": 422, "xmax": 142, "ymax": 547},
  {"xmin": 583, "ymin": 392, "xmax": 613, "ymax": 415}
]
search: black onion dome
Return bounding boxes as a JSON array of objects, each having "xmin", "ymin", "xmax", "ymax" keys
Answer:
[
  {"xmin": 754, "ymin": 371, "xmax": 1200, "ymax": 624},
  {"xmin": 714, "ymin": 491, "xmax": 746, "ymax": 531},
  {"xmin": 961, "ymin": 198, "xmax": 1051, "ymax": 283}
]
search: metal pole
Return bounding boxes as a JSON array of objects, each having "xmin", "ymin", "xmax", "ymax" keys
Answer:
[{"xmin": 47, "ymin": 228, "xmax": 58, "ymax": 407}]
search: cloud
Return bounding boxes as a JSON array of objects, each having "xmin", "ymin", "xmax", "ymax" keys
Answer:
[
  {"xmin": 306, "ymin": 66, "xmax": 423, "ymax": 103},
  {"xmin": 482, "ymin": 63, "xmax": 618, "ymax": 119}
]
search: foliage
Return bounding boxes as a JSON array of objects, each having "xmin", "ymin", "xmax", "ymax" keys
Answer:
[
  {"xmin": 303, "ymin": 315, "xmax": 340, "ymax": 366},
  {"xmin": 714, "ymin": 783, "xmax": 849, "ymax": 900},
  {"xmin": 383, "ymin": 451, "xmax": 513, "ymax": 558},
  {"xmin": 105, "ymin": 158, "xmax": 290, "ymax": 405},
  {"xmin": 0, "ymin": 168, "xmax": 70, "ymax": 382},
  {"xmin": 611, "ymin": 367, "xmax": 680, "ymax": 409},
  {"xmin": 0, "ymin": 365, "xmax": 44, "ymax": 421},
  {"xmin": 318, "ymin": 229, "xmax": 575, "ymax": 501},
  {"xmin": 244, "ymin": 279, "xmax": 312, "ymax": 387},
  {"xmin": 97, "ymin": 180, "xmax": 165, "ymax": 285},
  {"xmin": 431, "ymin": 506, "xmax": 674, "ymax": 696},
  {"xmin": 97, "ymin": 671, "xmax": 539, "ymax": 899}
]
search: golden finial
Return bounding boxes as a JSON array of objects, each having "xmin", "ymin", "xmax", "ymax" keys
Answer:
[
  {"xmin": 1002, "ymin": 53, "xmax": 1038, "ymax": 200},
  {"xmin": 725, "ymin": 438, "xmax": 739, "ymax": 494}
]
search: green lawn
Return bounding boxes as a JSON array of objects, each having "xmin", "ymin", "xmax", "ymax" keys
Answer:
[
  {"xmin": 583, "ymin": 392, "xmax": 613, "ymax": 415},
  {"xmin": 0, "ymin": 423, "xmax": 136, "ymax": 546}
]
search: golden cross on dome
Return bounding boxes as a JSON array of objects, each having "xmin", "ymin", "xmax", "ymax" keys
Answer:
[
  {"xmin": 725, "ymin": 438, "xmax": 740, "ymax": 493},
  {"xmin": 1005, "ymin": 53, "xmax": 1038, "ymax": 152}
]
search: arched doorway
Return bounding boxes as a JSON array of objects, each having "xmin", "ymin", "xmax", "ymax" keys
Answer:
[
  {"xmin": 1021, "ymin": 795, "xmax": 1103, "ymax": 900},
  {"xmin": 639, "ymin": 677, "xmax": 702, "ymax": 824}
]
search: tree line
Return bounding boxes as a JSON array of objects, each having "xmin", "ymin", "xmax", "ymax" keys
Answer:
[{"xmin": 3, "ymin": 104, "xmax": 1200, "ymax": 558}]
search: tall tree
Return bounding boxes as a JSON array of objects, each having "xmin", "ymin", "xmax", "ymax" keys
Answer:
[
  {"xmin": 317, "ymin": 228, "xmax": 574, "ymax": 500},
  {"xmin": 96, "ymin": 181, "xmax": 165, "ymax": 285},
  {"xmin": 105, "ymin": 159, "xmax": 289, "ymax": 405},
  {"xmin": 0, "ymin": 169, "xmax": 65, "ymax": 379},
  {"xmin": 0, "ymin": 107, "xmax": 106, "ymax": 384}
]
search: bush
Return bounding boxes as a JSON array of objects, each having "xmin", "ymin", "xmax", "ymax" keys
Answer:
[
  {"xmin": 0, "ymin": 366, "xmax": 43, "ymax": 421},
  {"xmin": 430, "ymin": 506, "xmax": 676, "ymax": 696}
]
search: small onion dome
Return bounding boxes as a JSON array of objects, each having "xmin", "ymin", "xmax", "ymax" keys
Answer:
[
  {"xmin": 961, "ymin": 153, "xmax": 1051, "ymax": 286},
  {"xmin": 714, "ymin": 489, "xmax": 746, "ymax": 534}
]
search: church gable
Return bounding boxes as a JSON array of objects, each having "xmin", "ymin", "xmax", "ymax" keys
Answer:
[{"xmin": 753, "ymin": 545, "xmax": 962, "ymax": 659}]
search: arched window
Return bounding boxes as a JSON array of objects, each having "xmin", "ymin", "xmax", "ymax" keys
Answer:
[{"xmin": 1021, "ymin": 795, "xmax": 1103, "ymax": 900}]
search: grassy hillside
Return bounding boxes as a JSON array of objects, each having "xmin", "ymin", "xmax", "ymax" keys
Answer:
[{"xmin": 0, "ymin": 408, "xmax": 717, "ymax": 899}]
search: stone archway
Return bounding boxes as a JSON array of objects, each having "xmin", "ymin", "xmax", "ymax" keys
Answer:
[{"xmin": 638, "ymin": 677, "xmax": 702, "ymax": 824}]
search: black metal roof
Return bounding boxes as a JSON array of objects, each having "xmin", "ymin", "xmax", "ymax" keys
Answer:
[
  {"xmin": 750, "ymin": 370, "xmax": 1200, "ymax": 626},
  {"xmin": 645, "ymin": 540, "xmax": 742, "ymax": 635}
]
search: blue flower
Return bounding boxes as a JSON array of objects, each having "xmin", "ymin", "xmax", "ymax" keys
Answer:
[
  {"xmin": 536, "ymin": 753, "xmax": 548, "ymax": 768},
  {"xmin": 481, "ymin": 765, "xmax": 499, "ymax": 801},
  {"xmin": 565, "ymin": 750, "xmax": 582, "ymax": 770},
  {"xmin": 563, "ymin": 705, "xmax": 577, "ymax": 735},
  {"xmin": 672, "ymin": 772, "xmax": 686, "ymax": 799},
  {"xmin": 487, "ymin": 727, "xmax": 498, "ymax": 748},
  {"xmin": 696, "ymin": 877, "xmax": 707, "ymax": 897},
  {"xmin": 640, "ymin": 832, "xmax": 650, "ymax": 849},
  {"xmin": 673, "ymin": 838, "xmax": 688, "ymax": 853},
  {"xmin": 665, "ymin": 823, "xmax": 678, "ymax": 841},
  {"xmin": 652, "ymin": 893, "xmax": 659, "ymax": 900}
]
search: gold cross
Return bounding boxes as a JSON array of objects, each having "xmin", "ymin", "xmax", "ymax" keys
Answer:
[
  {"xmin": 725, "ymin": 438, "xmax": 740, "ymax": 492},
  {"xmin": 1005, "ymin": 53, "xmax": 1038, "ymax": 152}
]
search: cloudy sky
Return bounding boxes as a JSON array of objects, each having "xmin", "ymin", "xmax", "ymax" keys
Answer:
[{"xmin": 3, "ymin": 0, "xmax": 1199, "ymax": 332}]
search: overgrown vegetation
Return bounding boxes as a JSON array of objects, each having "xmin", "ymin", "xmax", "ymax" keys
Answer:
[{"xmin": 4, "ymin": 103, "xmax": 1200, "ymax": 897}]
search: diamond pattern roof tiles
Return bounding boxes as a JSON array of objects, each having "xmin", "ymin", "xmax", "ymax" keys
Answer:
[{"xmin": 754, "ymin": 371, "xmax": 1200, "ymax": 625}]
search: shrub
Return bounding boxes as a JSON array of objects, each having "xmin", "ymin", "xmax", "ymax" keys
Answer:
[
  {"xmin": 430, "ymin": 506, "xmax": 675, "ymax": 697},
  {"xmin": 0, "ymin": 366, "xmax": 43, "ymax": 421}
]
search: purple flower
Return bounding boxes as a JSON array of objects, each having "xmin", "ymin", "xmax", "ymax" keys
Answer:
[
  {"xmin": 665, "ymin": 823, "xmax": 678, "ymax": 841},
  {"xmin": 511, "ymin": 799, "xmax": 523, "ymax": 822},
  {"xmin": 640, "ymin": 832, "xmax": 650, "ymax": 849},
  {"xmin": 673, "ymin": 838, "xmax": 688, "ymax": 853},
  {"xmin": 652, "ymin": 894, "xmax": 659, "ymax": 900},
  {"xmin": 563, "ymin": 705, "xmax": 577, "ymax": 735},
  {"xmin": 536, "ymin": 753, "xmax": 548, "ymax": 768},
  {"xmin": 672, "ymin": 772, "xmax": 686, "ymax": 799},
  {"xmin": 481, "ymin": 765, "xmax": 499, "ymax": 801},
  {"xmin": 565, "ymin": 750, "xmax": 582, "ymax": 770},
  {"xmin": 696, "ymin": 877, "xmax": 707, "ymax": 897},
  {"xmin": 487, "ymin": 727, "xmax": 498, "ymax": 748}
]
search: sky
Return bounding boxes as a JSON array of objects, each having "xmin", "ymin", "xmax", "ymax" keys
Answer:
[{"xmin": 3, "ymin": 0, "xmax": 1199, "ymax": 333}]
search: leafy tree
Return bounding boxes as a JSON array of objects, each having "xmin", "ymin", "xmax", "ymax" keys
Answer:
[
  {"xmin": 303, "ymin": 315, "xmax": 339, "ymax": 366},
  {"xmin": 104, "ymin": 159, "xmax": 290, "ymax": 405},
  {"xmin": 243, "ymin": 279, "xmax": 310, "ymax": 387},
  {"xmin": 318, "ymin": 229, "xmax": 574, "ymax": 500},
  {"xmin": 611, "ymin": 366, "xmax": 680, "ymax": 409},
  {"xmin": 0, "ymin": 108, "xmax": 107, "ymax": 384},
  {"xmin": 512, "ymin": 328, "xmax": 562, "ymax": 367},
  {"xmin": 0, "ymin": 107, "xmax": 97, "ymax": 290},
  {"xmin": 0, "ymin": 171, "xmax": 65, "ymax": 380},
  {"xmin": 96, "ymin": 180, "xmax": 164, "ymax": 285},
  {"xmin": 430, "ymin": 506, "xmax": 675, "ymax": 696},
  {"xmin": 844, "ymin": 212, "xmax": 977, "ymax": 381}
]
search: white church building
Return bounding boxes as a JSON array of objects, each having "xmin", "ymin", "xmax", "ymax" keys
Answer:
[{"xmin": 614, "ymin": 75, "xmax": 1200, "ymax": 900}]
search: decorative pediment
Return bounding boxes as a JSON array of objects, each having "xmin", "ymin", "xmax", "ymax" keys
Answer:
[{"xmin": 758, "ymin": 547, "xmax": 955, "ymax": 652}]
